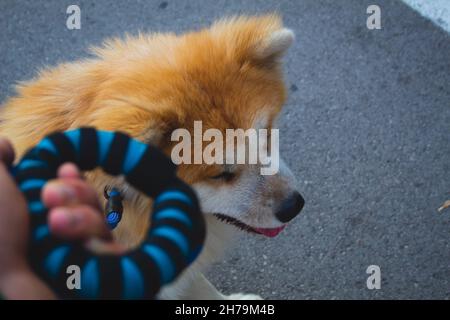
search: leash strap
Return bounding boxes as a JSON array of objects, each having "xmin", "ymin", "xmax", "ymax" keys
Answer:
[{"xmin": 14, "ymin": 127, "xmax": 205, "ymax": 299}]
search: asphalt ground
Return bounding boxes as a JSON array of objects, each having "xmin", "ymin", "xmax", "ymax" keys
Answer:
[{"xmin": 0, "ymin": 0, "xmax": 449, "ymax": 299}]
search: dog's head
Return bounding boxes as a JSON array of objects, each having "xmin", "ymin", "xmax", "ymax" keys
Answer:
[{"xmin": 87, "ymin": 14, "xmax": 304, "ymax": 238}]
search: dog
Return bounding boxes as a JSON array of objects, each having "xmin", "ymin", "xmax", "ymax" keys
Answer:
[{"xmin": 0, "ymin": 14, "xmax": 304, "ymax": 299}]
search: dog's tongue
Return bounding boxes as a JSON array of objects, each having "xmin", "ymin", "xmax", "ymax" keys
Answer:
[{"xmin": 253, "ymin": 226, "xmax": 286, "ymax": 238}]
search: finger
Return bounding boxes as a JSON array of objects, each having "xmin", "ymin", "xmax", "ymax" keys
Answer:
[
  {"xmin": 57, "ymin": 163, "xmax": 81, "ymax": 179},
  {"xmin": 0, "ymin": 137, "xmax": 15, "ymax": 166},
  {"xmin": 42, "ymin": 178, "xmax": 102, "ymax": 211},
  {"xmin": 0, "ymin": 158, "xmax": 29, "ymax": 261},
  {"xmin": 48, "ymin": 206, "xmax": 111, "ymax": 241}
]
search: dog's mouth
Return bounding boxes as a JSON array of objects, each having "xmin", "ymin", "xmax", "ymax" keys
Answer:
[{"xmin": 213, "ymin": 214, "xmax": 285, "ymax": 238}]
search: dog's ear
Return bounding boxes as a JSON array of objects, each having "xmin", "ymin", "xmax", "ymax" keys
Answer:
[
  {"xmin": 253, "ymin": 28, "xmax": 295, "ymax": 63},
  {"xmin": 210, "ymin": 15, "xmax": 294, "ymax": 67}
]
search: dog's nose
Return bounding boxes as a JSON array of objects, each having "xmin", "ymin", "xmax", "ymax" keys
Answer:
[{"xmin": 275, "ymin": 191, "xmax": 305, "ymax": 223}]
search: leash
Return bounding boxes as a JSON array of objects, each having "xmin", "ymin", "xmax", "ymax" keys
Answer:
[{"xmin": 13, "ymin": 127, "xmax": 205, "ymax": 299}]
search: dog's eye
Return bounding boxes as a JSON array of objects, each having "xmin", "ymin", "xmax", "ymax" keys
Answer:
[{"xmin": 210, "ymin": 171, "xmax": 235, "ymax": 182}]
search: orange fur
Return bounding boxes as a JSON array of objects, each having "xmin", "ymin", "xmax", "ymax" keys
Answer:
[{"xmin": 0, "ymin": 14, "xmax": 288, "ymax": 248}]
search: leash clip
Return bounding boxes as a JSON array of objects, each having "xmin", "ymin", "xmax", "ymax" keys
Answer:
[{"xmin": 104, "ymin": 186, "xmax": 123, "ymax": 230}]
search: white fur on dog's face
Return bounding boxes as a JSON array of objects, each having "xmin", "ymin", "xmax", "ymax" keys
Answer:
[
  {"xmin": 191, "ymin": 114, "xmax": 299, "ymax": 232},
  {"xmin": 193, "ymin": 157, "xmax": 298, "ymax": 230}
]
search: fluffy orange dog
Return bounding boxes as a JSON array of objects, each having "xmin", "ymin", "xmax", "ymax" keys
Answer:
[{"xmin": 0, "ymin": 14, "xmax": 303, "ymax": 299}]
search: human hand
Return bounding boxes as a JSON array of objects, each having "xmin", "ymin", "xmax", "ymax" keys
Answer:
[{"xmin": 0, "ymin": 137, "xmax": 123, "ymax": 299}]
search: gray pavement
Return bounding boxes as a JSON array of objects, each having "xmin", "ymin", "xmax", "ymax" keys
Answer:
[{"xmin": 1, "ymin": 0, "xmax": 449, "ymax": 299}]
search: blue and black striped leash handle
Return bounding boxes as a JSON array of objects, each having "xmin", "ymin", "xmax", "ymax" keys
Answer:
[{"xmin": 13, "ymin": 127, "xmax": 205, "ymax": 299}]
